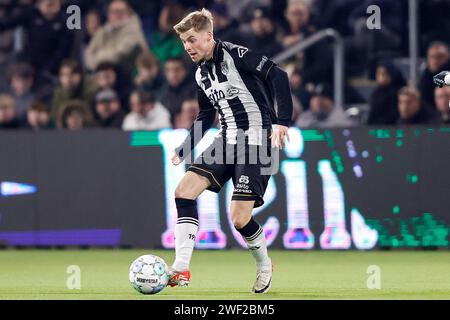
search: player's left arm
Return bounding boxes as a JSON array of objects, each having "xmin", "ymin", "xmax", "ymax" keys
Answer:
[
  {"xmin": 265, "ymin": 65, "xmax": 293, "ymax": 149},
  {"xmin": 229, "ymin": 45, "xmax": 293, "ymax": 148}
]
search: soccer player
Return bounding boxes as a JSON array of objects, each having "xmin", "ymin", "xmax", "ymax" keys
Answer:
[{"xmin": 168, "ymin": 8, "xmax": 293, "ymax": 294}]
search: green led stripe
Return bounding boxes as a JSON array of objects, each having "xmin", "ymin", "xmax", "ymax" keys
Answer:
[
  {"xmin": 130, "ymin": 131, "xmax": 161, "ymax": 146},
  {"xmin": 367, "ymin": 213, "xmax": 449, "ymax": 248},
  {"xmin": 369, "ymin": 129, "xmax": 391, "ymax": 139},
  {"xmin": 439, "ymin": 127, "xmax": 450, "ymax": 133},
  {"xmin": 301, "ymin": 129, "xmax": 326, "ymax": 141},
  {"xmin": 324, "ymin": 129, "xmax": 334, "ymax": 147},
  {"xmin": 395, "ymin": 129, "xmax": 404, "ymax": 138}
]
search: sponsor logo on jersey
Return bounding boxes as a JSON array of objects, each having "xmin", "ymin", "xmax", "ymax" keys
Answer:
[
  {"xmin": 208, "ymin": 89, "xmax": 226, "ymax": 102},
  {"xmin": 256, "ymin": 56, "xmax": 268, "ymax": 72},
  {"xmin": 226, "ymin": 86, "xmax": 239, "ymax": 97},
  {"xmin": 234, "ymin": 188, "xmax": 252, "ymax": 193},
  {"xmin": 237, "ymin": 47, "xmax": 248, "ymax": 58},
  {"xmin": 239, "ymin": 175, "xmax": 250, "ymax": 184}
]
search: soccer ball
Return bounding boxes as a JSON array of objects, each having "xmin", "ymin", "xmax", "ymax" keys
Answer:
[{"xmin": 129, "ymin": 254, "xmax": 170, "ymax": 294}]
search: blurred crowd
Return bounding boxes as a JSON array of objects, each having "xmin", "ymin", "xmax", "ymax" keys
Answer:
[{"xmin": 0, "ymin": 0, "xmax": 449, "ymax": 132}]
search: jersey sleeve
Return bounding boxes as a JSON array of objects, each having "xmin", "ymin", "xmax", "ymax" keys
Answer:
[
  {"xmin": 174, "ymin": 86, "xmax": 217, "ymax": 162},
  {"xmin": 226, "ymin": 43, "xmax": 275, "ymax": 80}
]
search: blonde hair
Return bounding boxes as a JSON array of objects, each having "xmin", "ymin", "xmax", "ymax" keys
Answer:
[{"xmin": 173, "ymin": 8, "xmax": 213, "ymax": 35}]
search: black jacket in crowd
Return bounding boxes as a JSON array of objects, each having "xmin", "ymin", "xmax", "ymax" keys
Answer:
[
  {"xmin": 0, "ymin": 6, "xmax": 74, "ymax": 75},
  {"xmin": 397, "ymin": 104, "xmax": 438, "ymax": 125},
  {"xmin": 367, "ymin": 60, "xmax": 406, "ymax": 125},
  {"xmin": 418, "ymin": 59, "xmax": 450, "ymax": 108}
]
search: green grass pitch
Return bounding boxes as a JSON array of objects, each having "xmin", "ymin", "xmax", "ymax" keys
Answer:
[{"xmin": 0, "ymin": 249, "xmax": 448, "ymax": 299}]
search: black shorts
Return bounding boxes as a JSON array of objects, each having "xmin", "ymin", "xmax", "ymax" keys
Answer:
[{"xmin": 187, "ymin": 135, "xmax": 273, "ymax": 208}]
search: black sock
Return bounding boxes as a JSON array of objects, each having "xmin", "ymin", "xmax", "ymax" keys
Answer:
[
  {"xmin": 175, "ymin": 198, "xmax": 198, "ymax": 224},
  {"xmin": 235, "ymin": 217, "xmax": 260, "ymax": 238}
]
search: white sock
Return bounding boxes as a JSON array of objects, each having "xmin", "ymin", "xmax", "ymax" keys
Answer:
[
  {"xmin": 243, "ymin": 226, "xmax": 271, "ymax": 270},
  {"xmin": 172, "ymin": 218, "xmax": 199, "ymax": 272}
]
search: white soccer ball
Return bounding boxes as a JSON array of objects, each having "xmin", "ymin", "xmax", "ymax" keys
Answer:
[
  {"xmin": 445, "ymin": 73, "xmax": 450, "ymax": 86},
  {"xmin": 129, "ymin": 254, "xmax": 169, "ymax": 294}
]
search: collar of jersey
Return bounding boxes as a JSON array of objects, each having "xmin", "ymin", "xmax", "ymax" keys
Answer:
[{"xmin": 197, "ymin": 39, "xmax": 222, "ymax": 67}]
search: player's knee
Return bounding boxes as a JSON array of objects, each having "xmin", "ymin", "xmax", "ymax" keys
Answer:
[
  {"xmin": 175, "ymin": 183, "xmax": 190, "ymax": 199},
  {"xmin": 230, "ymin": 212, "xmax": 250, "ymax": 229}
]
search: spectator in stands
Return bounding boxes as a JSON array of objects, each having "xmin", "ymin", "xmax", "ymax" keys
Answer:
[
  {"xmin": 173, "ymin": 98, "xmax": 200, "ymax": 129},
  {"xmin": 282, "ymin": 0, "xmax": 316, "ymax": 48},
  {"xmin": 122, "ymin": 90, "xmax": 171, "ymax": 131},
  {"xmin": 209, "ymin": 3, "xmax": 245, "ymax": 45},
  {"xmin": 94, "ymin": 62, "xmax": 117, "ymax": 91},
  {"xmin": 419, "ymin": 42, "xmax": 450, "ymax": 107},
  {"xmin": 289, "ymin": 68, "xmax": 311, "ymax": 111},
  {"xmin": 0, "ymin": 0, "xmax": 74, "ymax": 77},
  {"xmin": 84, "ymin": 9, "xmax": 102, "ymax": 48},
  {"xmin": 280, "ymin": 0, "xmax": 333, "ymax": 84},
  {"xmin": 84, "ymin": 0, "xmax": 149, "ymax": 76},
  {"xmin": 74, "ymin": 9, "xmax": 102, "ymax": 65},
  {"xmin": 94, "ymin": 61, "xmax": 131, "ymax": 110},
  {"xmin": 296, "ymin": 83, "xmax": 355, "ymax": 128},
  {"xmin": 397, "ymin": 87, "xmax": 438, "ymax": 125},
  {"xmin": 51, "ymin": 59, "xmax": 96, "ymax": 123},
  {"xmin": 56, "ymin": 99, "xmax": 93, "ymax": 129},
  {"xmin": 0, "ymin": 94, "xmax": 20, "ymax": 129},
  {"xmin": 434, "ymin": 86, "xmax": 450, "ymax": 124},
  {"xmin": 60, "ymin": 101, "xmax": 92, "ymax": 131},
  {"xmin": 160, "ymin": 57, "xmax": 196, "ymax": 123},
  {"xmin": 24, "ymin": 101, "xmax": 53, "ymax": 130},
  {"xmin": 150, "ymin": 3, "xmax": 185, "ymax": 64},
  {"xmin": 419, "ymin": 0, "xmax": 450, "ymax": 54},
  {"xmin": 244, "ymin": 7, "xmax": 283, "ymax": 58},
  {"xmin": 7, "ymin": 62, "xmax": 35, "ymax": 121},
  {"xmin": 225, "ymin": 0, "xmax": 274, "ymax": 23},
  {"xmin": 0, "ymin": 4, "xmax": 15, "ymax": 92},
  {"xmin": 93, "ymin": 88, "xmax": 126, "ymax": 128},
  {"xmin": 367, "ymin": 60, "xmax": 405, "ymax": 125},
  {"xmin": 134, "ymin": 52, "xmax": 165, "ymax": 101},
  {"xmin": 347, "ymin": 0, "xmax": 403, "ymax": 71},
  {"xmin": 312, "ymin": 0, "xmax": 360, "ymax": 36}
]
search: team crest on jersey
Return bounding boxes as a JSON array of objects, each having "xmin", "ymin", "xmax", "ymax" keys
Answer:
[
  {"xmin": 237, "ymin": 47, "xmax": 248, "ymax": 58},
  {"xmin": 226, "ymin": 86, "xmax": 239, "ymax": 97},
  {"xmin": 220, "ymin": 62, "xmax": 229, "ymax": 75}
]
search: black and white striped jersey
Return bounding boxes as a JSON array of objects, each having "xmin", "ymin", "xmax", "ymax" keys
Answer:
[{"xmin": 176, "ymin": 40, "xmax": 293, "ymax": 160}]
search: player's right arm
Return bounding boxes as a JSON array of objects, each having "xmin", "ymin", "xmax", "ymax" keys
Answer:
[
  {"xmin": 172, "ymin": 87, "xmax": 217, "ymax": 165},
  {"xmin": 433, "ymin": 71, "xmax": 450, "ymax": 87}
]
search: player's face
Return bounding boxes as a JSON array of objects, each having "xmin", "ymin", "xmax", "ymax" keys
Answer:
[{"xmin": 180, "ymin": 29, "xmax": 213, "ymax": 63}]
